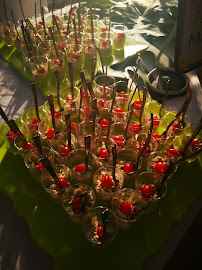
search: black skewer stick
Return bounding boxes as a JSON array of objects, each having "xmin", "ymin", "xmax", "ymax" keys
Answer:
[
  {"xmin": 67, "ymin": 0, "xmax": 74, "ymax": 35},
  {"xmin": 101, "ymin": 209, "xmax": 109, "ymax": 238},
  {"xmin": 84, "ymin": 135, "xmax": 91, "ymax": 171},
  {"xmin": 52, "ymin": 14, "xmax": 62, "ymax": 41},
  {"xmin": 108, "ymin": 10, "xmax": 111, "ymax": 38},
  {"xmin": 159, "ymin": 80, "xmax": 170, "ymax": 118},
  {"xmin": 3, "ymin": 2, "xmax": 10, "ymax": 28},
  {"xmin": 90, "ymin": 5, "xmax": 94, "ymax": 42},
  {"xmin": 87, "ymin": 81, "xmax": 95, "ymax": 101},
  {"xmin": 132, "ymin": 112, "xmax": 154, "ymax": 171},
  {"xmin": 156, "ymin": 157, "xmax": 175, "ymax": 198},
  {"xmin": 92, "ymin": 98, "xmax": 97, "ymax": 138},
  {"xmin": 91, "ymin": 56, "xmax": 96, "ymax": 88},
  {"xmin": 41, "ymin": 6, "xmax": 48, "ymax": 37},
  {"xmin": 35, "ymin": 2, "xmax": 37, "ymax": 30},
  {"xmin": 65, "ymin": 113, "xmax": 72, "ymax": 151},
  {"xmin": 40, "ymin": 156, "xmax": 63, "ymax": 189},
  {"xmin": 0, "ymin": 106, "xmax": 9, "ymax": 124},
  {"xmin": 73, "ymin": 18, "xmax": 78, "ymax": 51},
  {"xmin": 19, "ymin": 0, "xmax": 26, "ymax": 22},
  {"xmin": 33, "ymin": 134, "xmax": 43, "ymax": 157},
  {"xmin": 11, "ymin": 10, "xmax": 19, "ymax": 36},
  {"xmin": 176, "ymin": 148, "xmax": 202, "ymax": 165},
  {"xmin": 77, "ymin": 3, "xmax": 81, "ymax": 38},
  {"xmin": 161, "ymin": 89, "xmax": 192, "ymax": 136},
  {"xmin": 107, "ymin": 87, "xmax": 116, "ymax": 140},
  {"xmin": 48, "ymin": 26, "xmax": 59, "ymax": 59},
  {"xmin": 68, "ymin": 62, "xmax": 75, "ymax": 101},
  {"xmin": 139, "ymin": 87, "xmax": 147, "ymax": 125},
  {"xmin": 78, "ymin": 85, "xmax": 83, "ymax": 123},
  {"xmin": 80, "ymin": 71, "xmax": 90, "ymax": 107},
  {"xmin": 128, "ymin": 84, "xmax": 138, "ymax": 111},
  {"xmin": 52, "ymin": 0, "xmax": 55, "ymax": 25},
  {"xmin": 8, "ymin": 119, "xmax": 28, "ymax": 147},
  {"xmin": 21, "ymin": 23, "xmax": 32, "ymax": 58},
  {"xmin": 112, "ymin": 144, "xmax": 119, "ymax": 188},
  {"xmin": 180, "ymin": 90, "xmax": 192, "ymax": 128},
  {"xmin": 183, "ymin": 118, "xmax": 202, "ymax": 154},
  {"xmin": 124, "ymin": 102, "xmax": 135, "ymax": 139},
  {"xmin": 47, "ymin": 95, "xmax": 56, "ymax": 131},
  {"xmin": 54, "ymin": 69, "xmax": 64, "ymax": 112},
  {"xmin": 24, "ymin": 26, "xmax": 36, "ymax": 58},
  {"xmin": 30, "ymin": 83, "xmax": 40, "ymax": 122},
  {"xmin": 25, "ymin": 18, "xmax": 37, "ymax": 34}
]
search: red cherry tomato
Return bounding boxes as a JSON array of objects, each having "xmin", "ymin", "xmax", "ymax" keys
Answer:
[
  {"xmin": 134, "ymin": 100, "xmax": 142, "ymax": 110},
  {"xmin": 140, "ymin": 185, "xmax": 154, "ymax": 198},
  {"xmin": 60, "ymin": 146, "xmax": 70, "ymax": 157},
  {"xmin": 100, "ymin": 149, "xmax": 108, "ymax": 159},
  {"xmin": 72, "ymin": 197, "xmax": 82, "ymax": 211},
  {"xmin": 98, "ymin": 99, "xmax": 106, "ymax": 106},
  {"xmin": 123, "ymin": 164, "xmax": 134, "ymax": 174},
  {"xmin": 75, "ymin": 164, "xmax": 85, "ymax": 173},
  {"xmin": 55, "ymin": 177, "xmax": 69, "ymax": 190},
  {"xmin": 46, "ymin": 128, "xmax": 55, "ymax": 140},
  {"xmin": 97, "ymin": 226, "xmax": 103, "ymax": 238},
  {"xmin": 37, "ymin": 162, "xmax": 44, "ymax": 172},
  {"xmin": 113, "ymin": 135, "xmax": 124, "ymax": 146},
  {"xmin": 101, "ymin": 175, "xmax": 113, "ymax": 188},
  {"xmin": 154, "ymin": 162, "xmax": 167, "ymax": 174},
  {"xmin": 115, "ymin": 108, "xmax": 124, "ymax": 118},
  {"xmin": 120, "ymin": 201, "xmax": 132, "ymax": 215},
  {"xmin": 99, "ymin": 119, "xmax": 109, "ymax": 129}
]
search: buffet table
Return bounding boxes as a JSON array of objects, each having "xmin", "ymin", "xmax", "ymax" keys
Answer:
[{"xmin": 0, "ymin": 1, "xmax": 202, "ymax": 270}]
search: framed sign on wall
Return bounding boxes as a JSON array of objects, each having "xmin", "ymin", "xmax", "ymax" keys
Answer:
[{"xmin": 175, "ymin": 0, "xmax": 202, "ymax": 73}]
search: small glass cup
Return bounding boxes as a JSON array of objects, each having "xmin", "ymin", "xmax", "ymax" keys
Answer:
[
  {"xmin": 14, "ymin": 132, "xmax": 35, "ymax": 157},
  {"xmin": 85, "ymin": 14, "xmax": 100, "ymax": 27},
  {"xmin": 97, "ymin": 19, "xmax": 111, "ymax": 32},
  {"xmin": 46, "ymin": 50, "xmax": 66, "ymax": 81},
  {"xmin": 91, "ymin": 136, "xmax": 113, "ymax": 168},
  {"xmin": 69, "ymin": 31, "xmax": 84, "ymax": 46},
  {"xmin": 93, "ymin": 166, "xmax": 124, "ymax": 201},
  {"xmin": 76, "ymin": 121, "xmax": 100, "ymax": 148},
  {"xmin": 0, "ymin": 22, "xmax": 16, "ymax": 47},
  {"xmin": 43, "ymin": 97, "xmax": 66, "ymax": 123},
  {"xmin": 112, "ymin": 24, "xmax": 127, "ymax": 50},
  {"xmin": 50, "ymin": 132, "xmax": 78, "ymax": 164},
  {"xmin": 82, "ymin": 38, "xmax": 98, "ymax": 63},
  {"xmin": 62, "ymin": 183, "xmax": 95, "ymax": 223},
  {"xmin": 67, "ymin": 149, "xmax": 94, "ymax": 183},
  {"xmin": 97, "ymin": 108, "xmax": 116, "ymax": 136},
  {"xmin": 116, "ymin": 149, "xmax": 141, "ymax": 183},
  {"xmin": 111, "ymin": 188, "xmax": 148, "ymax": 229},
  {"xmin": 66, "ymin": 43, "xmax": 83, "ymax": 73},
  {"xmin": 99, "ymin": 31, "xmax": 113, "ymax": 58},
  {"xmin": 147, "ymin": 151, "xmax": 173, "ymax": 181},
  {"xmin": 29, "ymin": 56, "xmax": 48, "ymax": 87},
  {"xmin": 109, "ymin": 122, "xmax": 127, "ymax": 149},
  {"xmin": 21, "ymin": 107, "xmax": 46, "ymax": 136},
  {"xmin": 62, "ymin": 107, "xmax": 85, "ymax": 135},
  {"xmin": 60, "ymin": 87, "xmax": 80, "ymax": 109},
  {"xmin": 24, "ymin": 147, "xmax": 54, "ymax": 181},
  {"xmin": 41, "ymin": 164, "xmax": 72, "ymax": 203},
  {"xmin": 94, "ymin": 74, "xmax": 116, "ymax": 99},
  {"xmin": 38, "ymin": 118, "xmax": 65, "ymax": 147},
  {"xmin": 135, "ymin": 171, "xmax": 167, "ymax": 203},
  {"xmin": 82, "ymin": 206, "xmax": 118, "ymax": 246}
]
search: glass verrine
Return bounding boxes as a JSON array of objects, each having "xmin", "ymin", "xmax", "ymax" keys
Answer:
[
  {"xmin": 116, "ymin": 149, "xmax": 141, "ymax": 183},
  {"xmin": 66, "ymin": 43, "xmax": 83, "ymax": 73},
  {"xmin": 43, "ymin": 97, "xmax": 66, "ymax": 123},
  {"xmin": 94, "ymin": 74, "xmax": 116, "ymax": 99},
  {"xmin": 29, "ymin": 56, "xmax": 48, "ymax": 87},
  {"xmin": 166, "ymin": 114, "xmax": 191, "ymax": 137},
  {"xmin": 97, "ymin": 108, "xmax": 116, "ymax": 136},
  {"xmin": 112, "ymin": 24, "xmax": 127, "ymax": 50},
  {"xmin": 82, "ymin": 37, "xmax": 98, "ymax": 62},
  {"xmin": 147, "ymin": 151, "xmax": 173, "ymax": 181},
  {"xmin": 135, "ymin": 171, "xmax": 167, "ymax": 202},
  {"xmin": 97, "ymin": 19, "xmax": 111, "ymax": 33},
  {"xmin": 38, "ymin": 118, "xmax": 65, "ymax": 147},
  {"xmin": 41, "ymin": 164, "xmax": 72, "ymax": 202},
  {"xmin": 111, "ymin": 188, "xmax": 148, "ymax": 229},
  {"xmin": 24, "ymin": 147, "xmax": 54, "ymax": 182},
  {"xmin": 85, "ymin": 14, "xmax": 100, "ymax": 28},
  {"xmin": 14, "ymin": 129, "xmax": 35, "ymax": 157},
  {"xmin": 91, "ymin": 136, "xmax": 113, "ymax": 168},
  {"xmin": 69, "ymin": 31, "xmax": 84, "ymax": 46},
  {"xmin": 21, "ymin": 107, "xmax": 46, "ymax": 136},
  {"xmin": 63, "ymin": 107, "xmax": 85, "ymax": 135},
  {"xmin": 0, "ymin": 21, "xmax": 16, "ymax": 47},
  {"xmin": 60, "ymin": 86, "xmax": 80, "ymax": 109},
  {"xmin": 62, "ymin": 183, "xmax": 95, "ymax": 222},
  {"xmin": 67, "ymin": 149, "xmax": 94, "ymax": 183},
  {"xmin": 50, "ymin": 132, "xmax": 78, "ymax": 164},
  {"xmin": 99, "ymin": 31, "xmax": 113, "ymax": 58},
  {"xmin": 76, "ymin": 121, "xmax": 100, "ymax": 148},
  {"xmin": 82, "ymin": 206, "xmax": 118, "ymax": 246},
  {"xmin": 93, "ymin": 166, "xmax": 124, "ymax": 200},
  {"xmin": 46, "ymin": 50, "xmax": 66, "ymax": 84},
  {"xmin": 109, "ymin": 122, "xmax": 127, "ymax": 149}
]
